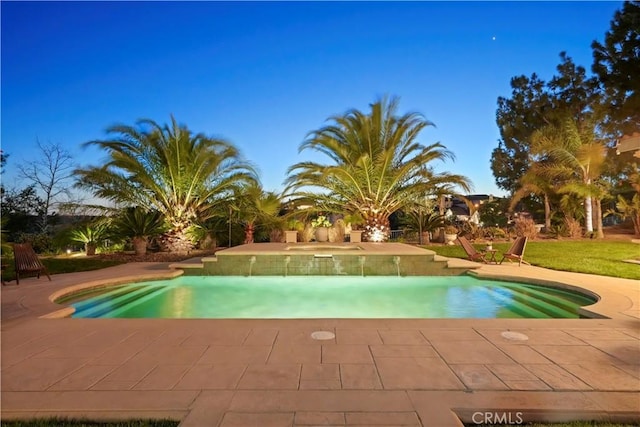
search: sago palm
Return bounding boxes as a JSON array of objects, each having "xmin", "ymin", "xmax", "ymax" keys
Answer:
[
  {"xmin": 110, "ymin": 207, "xmax": 167, "ymax": 255},
  {"xmin": 286, "ymin": 96, "xmax": 471, "ymax": 241},
  {"xmin": 75, "ymin": 116, "xmax": 257, "ymax": 251}
]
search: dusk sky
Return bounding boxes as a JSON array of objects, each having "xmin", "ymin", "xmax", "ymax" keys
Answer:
[{"xmin": 1, "ymin": 1, "xmax": 623, "ymax": 199}]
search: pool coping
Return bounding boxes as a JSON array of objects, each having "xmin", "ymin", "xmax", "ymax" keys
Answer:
[{"xmin": 1, "ymin": 244, "xmax": 639, "ymax": 426}]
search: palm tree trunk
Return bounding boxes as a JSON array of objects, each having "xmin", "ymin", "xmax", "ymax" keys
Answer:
[
  {"xmin": 364, "ymin": 211, "xmax": 390, "ymax": 242},
  {"xmin": 584, "ymin": 195, "xmax": 593, "ymax": 234},
  {"xmin": 244, "ymin": 223, "xmax": 255, "ymax": 244},
  {"xmin": 594, "ymin": 198, "xmax": 604, "ymax": 239},
  {"xmin": 544, "ymin": 193, "xmax": 551, "ymax": 232}
]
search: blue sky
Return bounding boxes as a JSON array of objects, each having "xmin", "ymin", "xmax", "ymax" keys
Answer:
[{"xmin": 1, "ymin": 1, "xmax": 623, "ymax": 199}]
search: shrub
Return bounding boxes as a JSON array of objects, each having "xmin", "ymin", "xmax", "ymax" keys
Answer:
[
  {"xmin": 483, "ymin": 226, "xmax": 506, "ymax": 240},
  {"xmin": 564, "ymin": 217, "xmax": 583, "ymax": 238},
  {"xmin": 513, "ymin": 217, "xmax": 538, "ymax": 239},
  {"xmin": 15, "ymin": 232, "xmax": 55, "ymax": 254}
]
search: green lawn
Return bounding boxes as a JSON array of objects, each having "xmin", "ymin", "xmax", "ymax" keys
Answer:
[{"xmin": 423, "ymin": 240, "xmax": 640, "ymax": 280}]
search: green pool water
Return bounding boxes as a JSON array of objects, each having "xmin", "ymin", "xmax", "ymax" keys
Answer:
[{"xmin": 67, "ymin": 275, "xmax": 597, "ymax": 319}]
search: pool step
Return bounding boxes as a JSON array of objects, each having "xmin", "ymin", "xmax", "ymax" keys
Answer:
[
  {"xmin": 72, "ymin": 285, "xmax": 167, "ymax": 318},
  {"xmin": 501, "ymin": 283, "xmax": 586, "ymax": 315},
  {"xmin": 495, "ymin": 285, "xmax": 579, "ymax": 318},
  {"xmin": 480, "ymin": 287, "xmax": 551, "ymax": 318}
]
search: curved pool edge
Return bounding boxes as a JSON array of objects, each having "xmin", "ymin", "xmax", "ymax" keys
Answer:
[
  {"xmin": 50, "ymin": 267, "xmax": 621, "ymax": 320},
  {"xmin": 10, "ymin": 258, "xmax": 633, "ymax": 322},
  {"xmin": 469, "ymin": 264, "xmax": 640, "ymax": 321},
  {"xmin": 466, "ymin": 270, "xmax": 605, "ymax": 319},
  {"xmin": 43, "ymin": 268, "xmax": 184, "ymax": 319}
]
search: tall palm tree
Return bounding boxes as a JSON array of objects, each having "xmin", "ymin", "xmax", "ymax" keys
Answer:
[
  {"xmin": 75, "ymin": 116, "xmax": 257, "ymax": 252},
  {"xmin": 286, "ymin": 96, "xmax": 471, "ymax": 241},
  {"xmin": 531, "ymin": 117, "xmax": 607, "ymax": 236}
]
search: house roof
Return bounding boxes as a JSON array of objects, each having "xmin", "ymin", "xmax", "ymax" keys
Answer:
[{"xmin": 616, "ymin": 133, "xmax": 640, "ymax": 158}]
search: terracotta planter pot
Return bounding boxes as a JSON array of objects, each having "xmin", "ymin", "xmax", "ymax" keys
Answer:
[
  {"xmin": 85, "ymin": 243, "xmax": 97, "ymax": 256},
  {"xmin": 315, "ymin": 227, "xmax": 329, "ymax": 242},
  {"xmin": 350, "ymin": 230, "xmax": 363, "ymax": 243},
  {"xmin": 132, "ymin": 237, "xmax": 148, "ymax": 256},
  {"xmin": 285, "ymin": 230, "xmax": 298, "ymax": 243},
  {"xmin": 444, "ymin": 233, "xmax": 457, "ymax": 245}
]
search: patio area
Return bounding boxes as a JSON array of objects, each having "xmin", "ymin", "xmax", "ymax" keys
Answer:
[{"xmin": 1, "ymin": 247, "xmax": 639, "ymax": 427}]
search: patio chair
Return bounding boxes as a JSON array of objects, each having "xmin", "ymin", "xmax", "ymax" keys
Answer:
[
  {"xmin": 499, "ymin": 236, "xmax": 530, "ymax": 266},
  {"xmin": 456, "ymin": 236, "xmax": 488, "ymax": 263},
  {"xmin": 11, "ymin": 243, "xmax": 51, "ymax": 285}
]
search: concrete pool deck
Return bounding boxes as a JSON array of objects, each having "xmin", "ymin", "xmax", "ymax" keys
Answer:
[{"xmin": 1, "ymin": 243, "xmax": 639, "ymax": 426}]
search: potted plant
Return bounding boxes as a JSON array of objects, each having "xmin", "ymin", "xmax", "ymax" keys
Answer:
[
  {"xmin": 111, "ymin": 207, "xmax": 167, "ymax": 255},
  {"xmin": 285, "ymin": 218, "xmax": 303, "ymax": 243},
  {"xmin": 311, "ymin": 215, "xmax": 332, "ymax": 242},
  {"xmin": 69, "ymin": 223, "xmax": 109, "ymax": 256},
  {"xmin": 444, "ymin": 225, "xmax": 458, "ymax": 245},
  {"xmin": 343, "ymin": 212, "xmax": 364, "ymax": 243}
]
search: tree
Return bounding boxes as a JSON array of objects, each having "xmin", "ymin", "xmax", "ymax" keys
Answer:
[
  {"xmin": 75, "ymin": 116, "xmax": 257, "ymax": 252},
  {"xmin": 233, "ymin": 184, "xmax": 283, "ymax": 244},
  {"xmin": 490, "ymin": 74, "xmax": 551, "ymax": 194},
  {"xmin": 509, "ymin": 162, "xmax": 556, "ymax": 232},
  {"xmin": 17, "ymin": 140, "xmax": 75, "ymax": 232},
  {"xmin": 286, "ymin": 96, "xmax": 471, "ymax": 242},
  {"xmin": 0, "ymin": 185, "xmax": 46, "ymax": 240},
  {"xmin": 531, "ymin": 117, "xmax": 607, "ymax": 236},
  {"xmin": 0, "ymin": 150, "xmax": 8, "ymax": 174},
  {"xmin": 592, "ymin": 0, "xmax": 640, "ymax": 136}
]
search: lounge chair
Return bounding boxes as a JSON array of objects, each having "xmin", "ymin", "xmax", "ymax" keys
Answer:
[
  {"xmin": 11, "ymin": 243, "xmax": 51, "ymax": 285},
  {"xmin": 499, "ymin": 236, "xmax": 530, "ymax": 266},
  {"xmin": 456, "ymin": 236, "xmax": 489, "ymax": 263}
]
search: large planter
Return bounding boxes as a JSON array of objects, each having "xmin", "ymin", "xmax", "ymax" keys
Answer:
[
  {"xmin": 285, "ymin": 230, "xmax": 298, "ymax": 243},
  {"xmin": 350, "ymin": 230, "xmax": 363, "ymax": 243},
  {"xmin": 132, "ymin": 237, "xmax": 148, "ymax": 256},
  {"xmin": 315, "ymin": 227, "xmax": 329, "ymax": 242},
  {"xmin": 85, "ymin": 243, "xmax": 97, "ymax": 256},
  {"xmin": 444, "ymin": 233, "xmax": 458, "ymax": 246}
]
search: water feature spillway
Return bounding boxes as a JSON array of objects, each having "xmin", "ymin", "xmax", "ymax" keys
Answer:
[{"xmin": 177, "ymin": 242, "xmax": 476, "ymax": 277}]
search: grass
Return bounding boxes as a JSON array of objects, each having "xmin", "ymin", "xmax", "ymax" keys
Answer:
[
  {"xmin": 0, "ymin": 419, "xmax": 178, "ymax": 427},
  {"xmin": 0, "ymin": 256, "xmax": 126, "ymax": 283},
  {"xmin": 423, "ymin": 240, "xmax": 640, "ymax": 280}
]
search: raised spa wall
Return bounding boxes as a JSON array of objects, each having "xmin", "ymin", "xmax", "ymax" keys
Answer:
[{"xmin": 178, "ymin": 253, "xmax": 468, "ymax": 276}]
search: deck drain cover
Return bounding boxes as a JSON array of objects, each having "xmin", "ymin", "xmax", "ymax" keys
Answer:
[
  {"xmin": 311, "ymin": 331, "xmax": 335, "ymax": 340},
  {"xmin": 501, "ymin": 331, "xmax": 529, "ymax": 341}
]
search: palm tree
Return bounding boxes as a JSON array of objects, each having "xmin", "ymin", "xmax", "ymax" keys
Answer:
[
  {"xmin": 531, "ymin": 117, "xmax": 607, "ymax": 236},
  {"xmin": 286, "ymin": 96, "xmax": 471, "ymax": 242},
  {"xmin": 75, "ymin": 116, "xmax": 257, "ymax": 252},
  {"xmin": 233, "ymin": 184, "xmax": 284, "ymax": 244},
  {"xmin": 509, "ymin": 162, "xmax": 556, "ymax": 231}
]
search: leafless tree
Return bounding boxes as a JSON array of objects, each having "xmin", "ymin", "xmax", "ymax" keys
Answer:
[{"xmin": 18, "ymin": 140, "xmax": 76, "ymax": 232}]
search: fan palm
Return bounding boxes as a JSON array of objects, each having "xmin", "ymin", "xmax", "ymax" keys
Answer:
[
  {"xmin": 75, "ymin": 116, "xmax": 257, "ymax": 251},
  {"xmin": 285, "ymin": 96, "xmax": 471, "ymax": 241}
]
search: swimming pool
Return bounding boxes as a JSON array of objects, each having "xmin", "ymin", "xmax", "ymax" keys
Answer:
[{"xmin": 61, "ymin": 275, "xmax": 597, "ymax": 319}]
